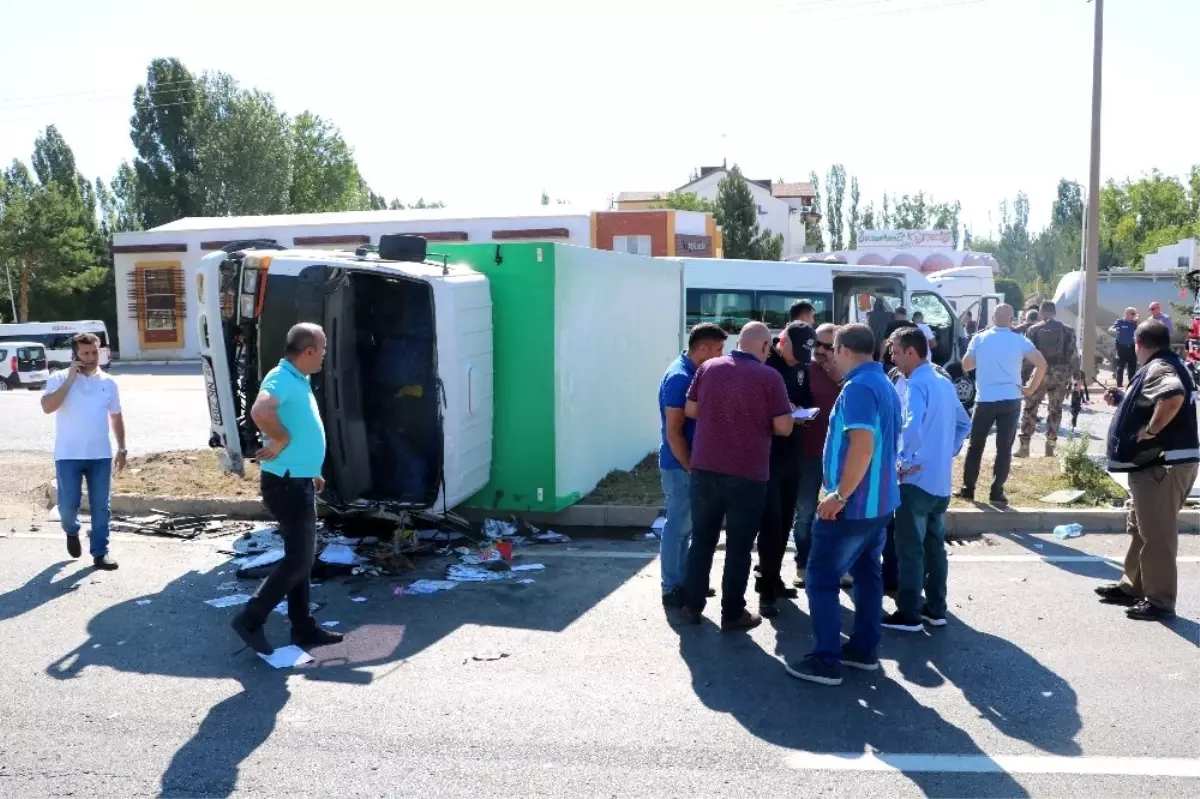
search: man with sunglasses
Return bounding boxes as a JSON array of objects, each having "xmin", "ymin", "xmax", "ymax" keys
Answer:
[{"xmin": 792, "ymin": 323, "xmax": 842, "ymax": 587}]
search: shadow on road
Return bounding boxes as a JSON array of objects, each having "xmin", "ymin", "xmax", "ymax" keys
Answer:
[
  {"xmin": 0, "ymin": 561, "xmax": 94, "ymax": 622},
  {"xmin": 43, "ymin": 550, "xmax": 647, "ymax": 797},
  {"xmin": 676, "ymin": 598, "xmax": 1081, "ymax": 798}
]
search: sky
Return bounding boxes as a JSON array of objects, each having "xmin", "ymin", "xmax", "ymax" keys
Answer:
[{"xmin": 0, "ymin": 0, "xmax": 1196, "ymax": 240}]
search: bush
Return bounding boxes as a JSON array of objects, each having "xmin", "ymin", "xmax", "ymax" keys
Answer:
[
  {"xmin": 995, "ymin": 278, "xmax": 1025, "ymax": 313},
  {"xmin": 1058, "ymin": 429, "xmax": 1125, "ymax": 506}
]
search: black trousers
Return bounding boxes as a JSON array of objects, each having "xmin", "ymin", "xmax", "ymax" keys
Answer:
[
  {"xmin": 245, "ymin": 472, "xmax": 318, "ymax": 629},
  {"xmin": 757, "ymin": 454, "xmax": 802, "ymax": 599},
  {"xmin": 1115, "ymin": 343, "xmax": 1137, "ymax": 388},
  {"xmin": 684, "ymin": 469, "xmax": 768, "ymax": 621},
  {"xmin": 961, "ymin": 399, "xmax": 1021, "ymax": 495}
]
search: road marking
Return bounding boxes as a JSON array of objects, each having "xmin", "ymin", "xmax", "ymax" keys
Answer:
[
  {"xmin": 784, "ymin": 752, "xmax": 1200, "ymax": 778},
  {"xmin": 536, "ymin": 549, "xmax": 657, "ymax": 560},
  {"xmin": 949, "ymin": 554, "xmax": 1200, "ymax": 564}
]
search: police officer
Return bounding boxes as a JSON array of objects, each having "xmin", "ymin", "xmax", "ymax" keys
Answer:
[{"xmin": 1017, "ymin": 301, "xmax": 1078, "ymax": 457}]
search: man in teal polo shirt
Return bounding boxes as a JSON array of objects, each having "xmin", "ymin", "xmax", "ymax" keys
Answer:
[{"xmin": 232, "ymin": 323, "xmax": 342, "ymax": 655}]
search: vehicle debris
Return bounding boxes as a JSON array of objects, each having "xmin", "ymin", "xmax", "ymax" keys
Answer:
[
  {"xmin": 110, "ymin": 511, "xmax": 238, "ymax": 539},
  {"xmin": 259, "ymin": 645, "xmax": 313, "ymax": 669},
  {"xmin": 399, "ymin": 579, "xmax": 458, "ymax": 595},
  {"xmin": 204, "ymin": 594, "xmax": 253, "ymax": 609}
]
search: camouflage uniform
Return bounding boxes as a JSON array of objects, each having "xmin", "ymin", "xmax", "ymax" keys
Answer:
[{"xmin": 1019, "ymin": 318, "xmax": 1079, "ymax": 450}]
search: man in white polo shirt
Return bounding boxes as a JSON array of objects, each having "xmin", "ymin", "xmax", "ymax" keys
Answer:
[
  {"xmin": 958, "ymin": 305, "xmax": 1047, "ymax": 505},
  {"xmin": 41, "ymin": 333, "xmax": 126, "ymax": 570}
]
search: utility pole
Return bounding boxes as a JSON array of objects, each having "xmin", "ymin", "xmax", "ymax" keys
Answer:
[{"xmin": 1081, "ymin": 0, "xmax": 1104, "ymax": 379}]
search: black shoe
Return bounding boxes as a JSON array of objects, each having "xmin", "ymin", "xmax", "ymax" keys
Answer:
[
  {"xmin": 661, "ymin": 588, "xmax": 686, "ymax": 609},
  {"xmin": 706, "ymin": 587, "xmax": 716, "ymax": 598},
  {"xmin": 92, "ymin": 555, "xmax": 118, "ymax": 571},
  {"xmin": 66, "ymin": 535, "xmax": 81, "ymax": 559},
  {"xmin": 720, "ymin": 611, "xmax": 762, "ymax": 632},
  {"xmin": 1095, "ymin": 584, "xmax": 1138, "ymax": 606},
  {"xmin": 291, "ymin": 624, "xmax": 345, "ymax": 648},
  {"xmin": 784, "ymin": 655, "xmax": 843, "ymax": 686},
  {"xmin": 231, "ymin": 613, "xmax": 273, "ymax": 655},
  {"xmin": 682, "ymin": 607, "xmax": 703, "ymax": 625},
  {"xmin": 955, "ymin": 487, "xmax": 975, "ymax": 501},
  {"xmin": 988, "ymin": 492, "xmax": 1009, "ymax": 506},
  {"xmin": 759, "ymin": 598, "xmax": 779, "ymax": 619},
  {"xmin": 840, "ymin": 645, "xmax": 880, "ymax": 671},
  {"xmin": 881, "ymin": 611, "xmax": 924, "ymax": 632},
  {"xmin": 1126, "ymin": 599, "xmax": 1175, "ymax": 622},
  {"xmin": 776, "ymin": 584, "xmax": 799, "ymax": 600},
  {"xmin": 921, "ymin": 607, "xmax": 947, "ymax": 627}
]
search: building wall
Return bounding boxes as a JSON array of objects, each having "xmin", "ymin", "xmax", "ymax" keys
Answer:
[
  {"xmin": 683, "ymin": 172, "xmax": 796, "ymax": 257},
  {"xmin": 1144, "ymin": 237, "xmax": 1197, "ymax": 272},
  {"xmin": 593, "ymin": 211, "xmax": 672, "ymax": 256}
]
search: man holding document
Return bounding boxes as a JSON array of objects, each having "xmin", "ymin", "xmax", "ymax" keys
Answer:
[{"xmin": 755, "ymin": 322, "xmax": 819, "ymax": 617}]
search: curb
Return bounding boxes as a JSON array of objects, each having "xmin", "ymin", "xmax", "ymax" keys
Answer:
[{"xmin": 81, "ymin": 493, "xmax": 1198, "ymax": 535}]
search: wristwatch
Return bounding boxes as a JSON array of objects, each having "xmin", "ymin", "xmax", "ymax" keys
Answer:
[
  {"xmin": 829, "ymin": 491, "xmax": 848, "ymax": 504},
  {"xmin": 116, "ymin": 449, "xmax": 128, "ymax": 455}
]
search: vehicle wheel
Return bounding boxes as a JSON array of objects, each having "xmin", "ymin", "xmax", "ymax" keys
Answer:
[
  {"xmin": 0, "ymin": 375, "xmax": 15, "ymax": 392},
  {"xmin": 953, "ymin": 374, "xmax": 976, "ymax": 409}
]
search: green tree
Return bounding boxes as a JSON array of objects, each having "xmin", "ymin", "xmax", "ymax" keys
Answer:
[
  {"xmin": 994, "ymin": 278, "xmax": 1025, "ymax": 312},
  {"xmin": 929, "ymin": 199, "xmax": 962, "ymax": 248},
  {"xmin": 129, "ymin": 57, "xmax": 203, "ymax": 228},
  {"xmin": 713, "ymin": 165, "xmax": 781, "ymax": 260},
  {"xmin": 540, "ymin": 190, "xmax": 549, "ymax": 206},
  {"xmin": 649, "ymin": 191, "xmax": 715, "ymax": 212},
  {"xmin": 880, "ymin": 193, "xmax": 892, "ymax": 228},
  {"xmin": 861, "ymin": 201, "xmax": 876, "ymax": 232},
  {"xmin": 848, "ymin": 176, "xmax": 861, "ymax": 249},
  {"xmin": 805, "ymin": 170, "xmax": 824, "ymax": 252},
  {"xmin": 893, "ymin": 192, "xmax": 930, "ymax": 229},
  {"xmin": 826, "ymin": 164, "xmax": 846, "ymax": 250},
  {"xmin": 289, "ymin": 112, "xmax": 369, "ymax": 213}
]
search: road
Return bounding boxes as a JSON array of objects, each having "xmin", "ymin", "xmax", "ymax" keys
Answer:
[
  {"xmin": 0, "ymin": 527, "xmax": 1195, "ymax": 797},
  {"xmin": 0, "ymin": 363, "xmax": 211, "ymax": 457}
]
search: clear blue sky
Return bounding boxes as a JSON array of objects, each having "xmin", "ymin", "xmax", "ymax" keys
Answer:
[{"xmin": 0, "ymin": 0, "xmax": 1196, "ymax": 239}]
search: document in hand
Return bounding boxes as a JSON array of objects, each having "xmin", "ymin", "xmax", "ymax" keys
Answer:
[{"xmin": 792, "ymin": 407, "xmax": 821, "ymax": 421}]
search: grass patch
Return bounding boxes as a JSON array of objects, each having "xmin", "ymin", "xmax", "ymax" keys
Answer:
[
  {"xmin": 581, "ymin": 450, "xmax": 1121, "ymax": 509},
  {"xmin": 114, "ymin": 450, "xmax": 261, "ymax": 498}
]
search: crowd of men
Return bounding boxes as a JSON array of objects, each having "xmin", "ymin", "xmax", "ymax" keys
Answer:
[{"xmin": 657, "ymin": 298, "xmax": 1199, "ymax": 686}]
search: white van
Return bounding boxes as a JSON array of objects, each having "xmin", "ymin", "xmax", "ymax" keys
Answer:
[
  {"xmin": 0, "ymin": 320, "xmax": 111, "ymax": 370},
  {"xmin": 196, "ymin": 239, "xmax": 493, "ymax": 514},
  {"xmin": 680, "ymin": 258, "xmax": 976, "ymax": 407},
  {"xmin": 0, "ymin": 341, "xmax": 50, "ymax": 390},
  {"xmin": 926, "ymin": 266, "xmax": 1005, "ymax": 329}
]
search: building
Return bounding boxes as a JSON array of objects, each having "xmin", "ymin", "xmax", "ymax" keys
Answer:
[
  {"xmin": 617, "ymin": 166, "xmax": 819, "ymax": 259},
  {"xmin": 795, "ymin": 229, "xmax": 1000, "ymax": 274},
  {"xmin": 1144, "ymin": 237, "xmax": 1197, "ymax": 273},
  {"xmin": 111, "ymin": 206, "xmax": 717, "ymax": 361}
]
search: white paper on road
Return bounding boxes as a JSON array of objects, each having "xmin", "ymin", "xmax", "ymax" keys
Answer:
[
  {"xmin": 518, "ymin": 578, "xmax": 536, "ymax": 584},
  {"xmin": 447, "ymin": 564, "xmax": 511, "ymax": 582},
  {"xmin": 318, "ymin": 543, "xmax": 362, "ymax": 566},
  {"xmin": 404, "ymin": 579, "xmax": 458, "ymax": 595},
  {"xmin": 258, "ymin": 645, "xmax": 313, "ymax": 669},
  {"xmin": 235, "ymin": 550, "xmax": 285, "ymax": 570},
  {"xmin": 215, "ymin": 581, "xmax": 239, "ymax": 592},
  {"xmin": 511, "ymin": 563, "xmax": 545, "ymax": 572},
  {"xmin": 321, "ymin": 620, "xmax": 340, "ymax": 627},
  {"xmin": 204, "ymin": 593, "xmax": 253, "ymax": 608},
  {"xmin": 135, "ymin": 599, "xmax": 152, "ymax": 605},
  {"xmin": 273, "ymin": 600, "xmax": 320, "ymax": 616},
  {"xmin": 792, "ymin": 407, "xmax": 821, "ymax": 421},
  {"xmin": 351, "ymin": 596, "xmax": 367, "ymax": 602}
]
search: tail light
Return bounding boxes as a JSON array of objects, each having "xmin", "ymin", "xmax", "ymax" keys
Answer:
[{"xmin": 9, "ymin": 356, "xmax": 15, "ymax": 373}]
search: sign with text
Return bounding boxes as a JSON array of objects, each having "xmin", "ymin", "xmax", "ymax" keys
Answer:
[
  {"xmin": 675, "ymin": 234, "xmax": 714, "ymax": 257},
  {"xmin": 858, "ymin": 229, "xmax": 954, "ymax": 248}
]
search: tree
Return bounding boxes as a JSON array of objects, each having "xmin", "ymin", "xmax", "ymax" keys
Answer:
[
  {"xmin": 929, "ymin": 199, "xmax": 962, "ymax": 248},
  {"xmin": 289, "ymin": 112, "xmax": 369, "ymax": 213},
  {"xmin": 755, "ymin": 230, "xmax": 784, "ymax": 261},
  {"xmin": 825, "ymin": 164, "xmax": 846, "ymax": 250},
  {"xmin": 893, "ymin": 192, "xmax": 931, "ymax": 229},
  {"xmin": 861, "ymin": 201, "xmax": 876, "ymax": 232},
  {"xmin": 649, "ymin": 191, "xmax": 715, "ymax": 212},
  {"xmin": 31, "ymin": 126, "xmax": 79, "ymax": 189},
  {"xmin": 880, "ymin": 194, "xmax": 892, "ymax": 228},
  {"xmin": 994, "ymin": 278, "xmax": 1025, "ymax": 312},
  {"xmin": 848, "ymin": 176, "xmax": 861, "ymax": 249},
  {"xmin": 713, "ymin": 165, "xmax": 782, "ymax": 260},
  {"xmin": 129, "ymin": 57, "xmax": 203, "ymax": 228},
  {"xmin": 805, "ymin": 170, "xmax": 824, "ymax": 252},
  {"xmin": 540, "ymin": 190, "xmax": 549, "ymax": 206}
]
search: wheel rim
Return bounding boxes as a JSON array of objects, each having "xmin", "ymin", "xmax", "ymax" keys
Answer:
[
  {"xmin": 955, "ymin": 377, "xmax": 974, "ymax": 402},
  {"xmin": 0, "ymin": 381, "xmax": 9, "ymax": 391}
]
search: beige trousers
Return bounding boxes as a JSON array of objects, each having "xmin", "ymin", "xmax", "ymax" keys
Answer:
[{"xmin": 1120, "ymin": 463, "xmax": 1199, "ymax": 611}]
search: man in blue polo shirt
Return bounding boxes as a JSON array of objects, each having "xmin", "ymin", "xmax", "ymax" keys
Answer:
[
  {"xmin": 232, "ymin": 323, "xmax": 342, "ymax": 655},
  {"xmin": 785, "ymin": 324, "xmax": 902, "ymax": 686},
  {"xmin": 1110, "ymin": 307, "xmax": 1139, "ymax": 387},
  {"xmin": 658, "ymin": 323, "xmax": 727, "ymax": 608}
]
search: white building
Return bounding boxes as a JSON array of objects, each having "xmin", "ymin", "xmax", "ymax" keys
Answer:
[
  {"xmin": 617, "ymin": 167, "xmax": 818, "ymax": 259},
  {"xmin": 795, "ymin": 229, "xmax": 1000, "ymax": 274},
  {"xmin": 1144, "ymin": 237, "xmax": 1197, "ymax": 272}
]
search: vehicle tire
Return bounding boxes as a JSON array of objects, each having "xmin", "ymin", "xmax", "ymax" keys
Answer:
[{"xmin": 0, "ymin": 375, "xmax": 17, "ymax": 391}]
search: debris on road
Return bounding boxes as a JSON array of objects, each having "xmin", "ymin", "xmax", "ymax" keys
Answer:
[
  {"xmin": 472, "ymin": 650, "xmax": 509, "ymax": 662},
  {"xmin": 204, "ymin": 593, "xmax": 252, "ymax": 609},
  {"xmin": 447, "ymin": 564, "xmax": 511, "ymax": 582},
  {"xmin": 259, "ymin": 645, "xmax": 313, "ymax": 669},
  {"xmin": 273, "ymin": 600, "xmax": 322, "ymax": 617},
  {"xmin": 322, "ymin": 620, "xmax": 340, "ymax": 627},
  {"xmin": 399, "ymin": 579, "xmax": 458, "ymax": 596},
  {"xmin": 1052, "ymin": 523, "xmax": 1084, "ymax": 539},
  {"xmin": 351, "ymin": 596, "xmax": 367, "ymax": 603},
  {"xmin": 135, "ymin": 599, "xmax": 153, "ymax": 605},
  {"xmin": 511, "ymin": 563, "xmax": 545, "ymax": 572},
  {"xmin": 534, "ymin": 530, "xmax": 570, "ymax": 544},
  {"xmin": 1041, "ymin": 489, "xmax": 1087, "ymax": 505},
  {"xmin": 518, "ymin": 579, "xmax": 536, "ymax": 585},
  {"xmin": 319, "ymin": 543, "xmax": 362, "ymax": 566}
]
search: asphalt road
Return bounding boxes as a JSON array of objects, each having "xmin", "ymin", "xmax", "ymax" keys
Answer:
[
  {"xmin": 0, "ymin": 363, "xmax": 210, "ymax": 457},
  {"xmin": 0, "ymin": 527, "xmax": 1196, "ymax": 797}
]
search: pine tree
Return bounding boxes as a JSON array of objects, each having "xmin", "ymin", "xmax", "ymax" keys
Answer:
[{"xmin": 713, "ymin": 165, "xmax": 761, "ymax": 259}]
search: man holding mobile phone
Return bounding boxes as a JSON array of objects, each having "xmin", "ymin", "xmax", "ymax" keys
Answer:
[{"xmin": 41, "ymin": 333, "xmax": 126, "ymax": 570}]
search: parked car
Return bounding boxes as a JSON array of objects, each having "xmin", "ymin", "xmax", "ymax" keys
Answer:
[{"xmin": 0, "ymin": 341, "xmax": 50, "ymax": 390}]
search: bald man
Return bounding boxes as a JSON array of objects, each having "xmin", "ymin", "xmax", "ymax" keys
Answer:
[
  {"xmin": 232, "ymin": 323, "xmax": 342, "ymax": 656},
  {"xmin": 959, "ymin": 305, "xmax": 1048, "ymax": 505},
  {"xmin": 680, "ymin": 321, "xmax": 794, "ymax": 632}
]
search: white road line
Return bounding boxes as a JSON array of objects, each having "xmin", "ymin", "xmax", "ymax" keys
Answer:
[
  {"xmin": 784, "ymin": 752, "xmax": 1200, "ymax": 778},
  {"xmin": 949, "ymin": 554, "xmax": 1200, "ymax": 564}
]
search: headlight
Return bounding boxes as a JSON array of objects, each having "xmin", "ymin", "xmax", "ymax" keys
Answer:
[
  {"xmin": 242, "ymin": 269, "xmax": 260, "ymax": 294},
  {"xmin": 239, "ymin": 294, "xmax": 256, "ymax": 319}
]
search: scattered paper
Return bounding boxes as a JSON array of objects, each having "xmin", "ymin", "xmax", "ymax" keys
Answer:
[
  {"xmin": 319, "ymin": 543, "xmax": 362, "ymax": 566},
  {"xmin": 351, "ymin": 596, "xmax": 367, "ymax": 603},
  {"xmin": 322, "ymin": 620, "xmax": 340, "ymax": 627},
  {"xmin": 417, "ymin": 529, "xmax": 465, "ymax": 542},
  {"xmin": 273, "ymin": 600, "xmax": 320, "ymax": 617},
  {"xmin": 258, "ymin": 645, "xmax": 313, "ymax": 669},
  {"xmin": 236, "ymin": 550, "xmax": 285, "ymax": 571},
  {"xmin": 651, "ymin": 517, "xmax": 666, "ymax": 532},
  {"xmin": 483, "ymin": 519, "xmax": 518, "ymax": 540},
  {"xmin": 511, "ymin": 563, "xmax": 545, "ymax": 572},
  {"xmin": 792, "ymin": 407, "xmax": 821, "ymax": 421},
  {"xmin": 447, "ymin": 564, "xmax": 510, "ymax": 582},
  {"xmin": 403, "ymin": 579, "xmax": 458, "ymax": 595},
  {"xmin": 534, "ymin": 530, "xmax": 571, "ymax": 544},
  {"xmin": 233, "ymin": 527, "xmax": 283, "ymax": 554},
  {"xmin": 204, "ymin": 594, "xmax": 253, "ymax": 609},
  {"xmin": 135, "ymin": 599, "xmax": 152, "ymax": 606},
  {"xmin": 215, "ymin": 581, "xmax": 240, "ymax": 592},
  {"xmin": 460, "ymin": 548, "xmax": 503, "ymax": 566},
  {"xmin": 518, "ymin": 578, "xmax": 536, "ymax": 585},
  {"xmin": 1041, "ymin": 489, "xmax": 1086, "ymax": 505},
  {"xmin": 472, "ymin": 650, "xmax": 509, "ymax": 662}
]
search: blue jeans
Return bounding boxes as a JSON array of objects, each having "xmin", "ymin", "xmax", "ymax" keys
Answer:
[
  {"xmin": 792, "ymin": 456, "xmax": 823, "ymax": 568},
  {"xmin": 56, "ymin": 458, "xmax": 112, "ymax": 558},
  {"xmin": 894, "ymin": 484, "xmax": 951, "ymax": 617},
  {"xmin": 659, "ymin": 468, "xmax": 692, "ymax": 594},
  {"xmin": 806, "ymin": 514, "xmax": 891, "ymax": 667},
  {"xmin": 684, "ymin": 469, "xmax": 768, "ymax": 620}
]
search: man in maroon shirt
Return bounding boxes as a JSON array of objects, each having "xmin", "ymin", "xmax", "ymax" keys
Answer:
[
  {"xmin": 681, "ymin": 322, "xmax": 794, "ymax": 631},
  {"xmin": 793, "ymin": 323, "xmax": 843, "ymax": 586}
]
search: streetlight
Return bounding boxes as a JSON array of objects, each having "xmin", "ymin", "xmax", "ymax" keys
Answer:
[{"xmin": 1081, "ymin": 0, "xmax": 1104, "ymax": 379}]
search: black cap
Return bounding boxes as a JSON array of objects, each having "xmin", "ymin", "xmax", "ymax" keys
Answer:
[{"xmin": 786, "ymin": 323, "xmax": 817, "ymax": 366}]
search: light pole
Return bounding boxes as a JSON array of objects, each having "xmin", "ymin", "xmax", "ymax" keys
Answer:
[{"xmin": 1081, "ymin": 0, "xmax": 1104, "ymax": 379}]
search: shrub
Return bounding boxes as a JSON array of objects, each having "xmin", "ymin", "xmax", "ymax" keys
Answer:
[{"xmin": 1058, "ymin": 429, "xmax": 1126, "ymax": 506}]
